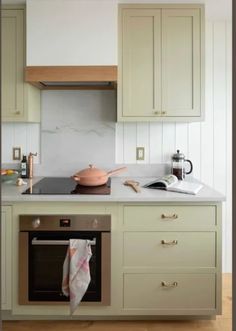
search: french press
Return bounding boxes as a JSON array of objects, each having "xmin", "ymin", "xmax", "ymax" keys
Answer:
[{"xmin": 171, "ymin": 150, "xmax": 193, "ymax": 180}]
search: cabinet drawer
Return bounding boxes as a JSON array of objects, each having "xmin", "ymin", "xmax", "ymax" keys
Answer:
[
  {"xmin": 124, "ymin": 232, "xmax": 215, "ymax": 267},
  {"xmin": 124, "ymin": 273, "xmax": 215, "ymax": 309},
  {"xmin": 124, "ymin": 205, "xmax": 216, "ymax": 228}
]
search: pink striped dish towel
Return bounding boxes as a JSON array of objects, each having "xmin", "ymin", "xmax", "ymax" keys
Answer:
[{"xmin": 62, "ymin": 239, "xmax": 92, "ymax": 314}]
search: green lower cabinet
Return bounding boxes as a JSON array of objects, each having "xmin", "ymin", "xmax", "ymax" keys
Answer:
[
  {"xmin": 1, "ymin": 206, "xmax": 12, "ymax": 310},
  {"xmin": 124, "ymin": 273, "xmax": 215, "ymax": 311},
  {"xmin": 6, "ymin": 201, "xmax": 221, "ymax": 318},
  {"xmin": 122, "ymin": 203, "xmax": 222, "ymax": 316},
  {"xmin": 123, "ymin": 232, "xmax": 216, "ymax": 268}
]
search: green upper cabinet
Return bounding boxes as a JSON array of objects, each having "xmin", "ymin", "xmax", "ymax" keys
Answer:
[
  {"xmin": 2, "ymin": 7, "xmax": 40, "ymax": 123},
  {"xmin": 120, "ymin": 9, "xmax": 162, "ymax": 118},
  {"xmin": 118, "ymin": 4, "xmax": 205, "ymax": 122}
]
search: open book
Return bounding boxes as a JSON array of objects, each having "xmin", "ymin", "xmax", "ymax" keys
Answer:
[{"xmin": 143, "ymin": 174, "xmax": 203, "ymax": 195}]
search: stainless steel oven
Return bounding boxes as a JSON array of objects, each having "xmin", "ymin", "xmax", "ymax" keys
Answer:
[{"xmin": 19, "ymin": 215, "xmax": 111, "ymax": 305}]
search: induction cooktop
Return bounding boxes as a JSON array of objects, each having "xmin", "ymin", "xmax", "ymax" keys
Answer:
[{"xmin": 22, "ymin": 177, "xmax": 111, "ymax": 195}]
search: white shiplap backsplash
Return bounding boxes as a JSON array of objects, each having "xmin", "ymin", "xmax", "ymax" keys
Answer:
[
  {"xmin": 1, "ymin": 21, "xmax": 232, "ymax": 271},
  {"xmin": 1, "ymin": 123, "xmax": 40, "ymax": 164}
]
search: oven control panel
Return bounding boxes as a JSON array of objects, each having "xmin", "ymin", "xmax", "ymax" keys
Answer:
[{"xmin": 20, "ymin": 215, "xmax": 111, "ymax": 231}]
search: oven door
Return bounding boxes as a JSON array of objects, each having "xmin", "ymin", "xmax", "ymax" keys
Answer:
[{"xmin": 19, "ymin": 231, "xmax": 110, "ymax": 305}]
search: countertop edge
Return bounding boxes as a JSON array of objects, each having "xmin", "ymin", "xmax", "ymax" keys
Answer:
[{"xmin": 2, "ymin": 196, "xmax": 225, "ymax": 203}]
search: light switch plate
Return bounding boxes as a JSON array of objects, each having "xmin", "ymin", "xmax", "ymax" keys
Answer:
[
  {"xmin": 136, "ymin": 147, "xmax": 145, "ymax": 161},
  {"xmin": 12, "ymin": 147, "xmax": 21, "ymax": 160}
]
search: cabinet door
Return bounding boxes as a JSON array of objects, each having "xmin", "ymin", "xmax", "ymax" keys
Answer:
[
  {"xmin": 124, "ymin": 232, "xmax": 215, "ymax": 268},
  {"xmin": 162, "ymin": 9, "xmax": 202, "ymax": 117},
  {"xmin": 118, "ymin": 5, "xmax": 204, "ymax": 122},
  {"xmin": 1, "ymin": 206, "xmax": 12, "ymax": 310},
  {"xmin": 2, "ymin": 9, "xmax": 25, "ymax": 119},
  {"xmin": 120, "ymin": 9, "xmax": 161, "ymax": 118},
  {"xmin": 2, "ymin": 8, "xmax": 40, "ymax": 123},
  {"xmin": 124, "ymin": 273, "xmax": 215, "ymax": 311}
]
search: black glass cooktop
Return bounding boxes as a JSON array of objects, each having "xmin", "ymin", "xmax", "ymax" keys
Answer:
[{"xmin": 22, "ymin": 177, "xmax": 111, "ymax": 195}]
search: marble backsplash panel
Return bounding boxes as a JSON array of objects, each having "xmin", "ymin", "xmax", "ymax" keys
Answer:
[{"xmin": 37, "ymin": 90, "xmax": 117, "ymax": 176}]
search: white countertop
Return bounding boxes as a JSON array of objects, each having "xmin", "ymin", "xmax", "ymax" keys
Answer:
[{"xmin": 2, "ymin": 177, "xmax": 225, "ymax": 203}]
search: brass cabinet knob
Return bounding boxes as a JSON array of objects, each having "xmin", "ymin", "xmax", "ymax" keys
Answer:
[
  {"xmin": 15, "ymin": 111, "xmax": 21, "ymax": 115},
  {"xmin": 161, "ymin": 281, "xmax": 178, "ymax": 288},
  {"xmin": 153, "ymin": 111, "xmax": 161, "ymax": 115},
  {"xmin": 161, "ymin": 111, "xmax": 167, "ymax": 115},
  {"xmin": 161, "ymin": 239, "xmax": 178, "ymax": 245}
]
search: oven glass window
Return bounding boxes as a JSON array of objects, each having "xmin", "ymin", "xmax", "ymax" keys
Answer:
[{"xmin": 28, "ymin": 232, "xmax": 101, "ymax": 302}]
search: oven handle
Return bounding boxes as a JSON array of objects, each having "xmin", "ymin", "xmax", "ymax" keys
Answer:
[{"xmin": 31, "ymin": 238, "xmax": 96, "ymax": 246}]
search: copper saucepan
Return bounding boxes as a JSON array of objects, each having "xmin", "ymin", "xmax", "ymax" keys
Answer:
[{"xmin": 72, "ymin": 164, "xmax": 127, "ymax": 186}]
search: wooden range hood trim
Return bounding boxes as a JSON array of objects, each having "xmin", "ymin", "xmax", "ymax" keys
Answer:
[{"xmin": 25, "ymin": 65, "xmax": 117, "ymax": 90}]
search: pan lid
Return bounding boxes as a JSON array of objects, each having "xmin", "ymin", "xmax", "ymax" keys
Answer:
[{"xmin": 74, "ymin": 164, "xmax": 107, "ymax": 178}]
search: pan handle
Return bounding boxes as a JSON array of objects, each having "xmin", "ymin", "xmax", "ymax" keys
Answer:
[{"xmin": 107, "ymin": 167, "xmax": 127, "ymax": 177}]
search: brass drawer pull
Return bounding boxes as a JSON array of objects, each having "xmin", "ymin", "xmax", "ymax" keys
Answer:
[
  {"xmin": 161, "ymin": 281, "xmax": 178, "ymax": 288},
  {"xmin": 161, "ymin": 111, "xmax": 167, "ymax": 115},
  {"xmin": 15, "ymin": 111, "xmax": 21, "ymax": 115},
  {"xmin": 161, "ymin": 213, "xmax": 178, "ymax": 220},
  {"xmin": 153, "ymin": 111, "xmax": 161, "ymax": 115},
  {"xmin": 161, "ymin": 240, "xmax": 178, "ymax": 245}
]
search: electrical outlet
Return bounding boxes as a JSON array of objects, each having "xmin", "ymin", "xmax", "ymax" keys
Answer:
[
  {"xmin": 136, "ymin": 147, "xmax": 145, "ymax": 161},
  {"xmin": 12, "ymin": 147, "xmax": 21, "ymax": 160}
]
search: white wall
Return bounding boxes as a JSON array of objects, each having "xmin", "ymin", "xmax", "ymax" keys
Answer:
[{"xmin": 26, "ymin": 0, "xmax": 118, "ymax": 65}]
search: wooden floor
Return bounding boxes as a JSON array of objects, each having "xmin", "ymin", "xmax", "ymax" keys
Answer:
[{"xmin": 3, "ymin": 274, "xmax": 232, "ymax": 331}]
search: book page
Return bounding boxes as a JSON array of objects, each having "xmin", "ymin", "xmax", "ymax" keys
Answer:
[
  {"xmin": 143, "ymin": 174, "xmax": 178, "ymax": 189},
  {"xmin": 168, "ymin": 181, "xmax": 203, "ymax": 195},
  {"xmin": 161, "ymin": 175, "xmax": 178, "ymax": 188}
]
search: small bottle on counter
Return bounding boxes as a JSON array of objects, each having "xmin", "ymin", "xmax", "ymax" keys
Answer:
[{"xmin": 20, "ymin": 155, "xmax": 28, "ymax": 178}]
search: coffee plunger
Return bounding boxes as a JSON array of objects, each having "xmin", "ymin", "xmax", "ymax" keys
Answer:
[{"xmin": 171, "ymin": 150, "xmax": 193, "ymax": 180}]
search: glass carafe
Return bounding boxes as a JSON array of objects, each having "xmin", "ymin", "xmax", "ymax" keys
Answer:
[{"xmin": 172, "ymin": 150, "xmax": 193, "ymax": 180}]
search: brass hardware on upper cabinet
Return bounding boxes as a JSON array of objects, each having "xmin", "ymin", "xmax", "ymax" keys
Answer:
[
  {"xmin": 161, "ymin": 213, "xmax": 178, "ymax": 220},
  {"xmin": 153, "ymin": 111, "xmax": 161, "ymax": 115},
  {"xmin": 161, "ymin": 111, "xmax": 167, "ymax": 115},
  {"xmin": 15, "ymin": 111, "xmax": 21, "ymax": 115},
  {"xmin": 161, "ymin": 281, "xmax": 178, "ymax": 288},
  {"xmin": 161, "ymin": 240, "xmax": 178, "ymax": 245}
]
